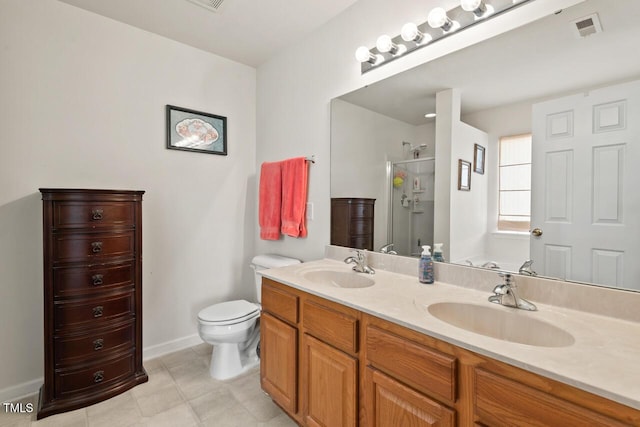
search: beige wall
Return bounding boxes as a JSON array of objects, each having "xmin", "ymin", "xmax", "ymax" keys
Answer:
[{"xmin": 0, "ymin": 0, "xmax": 256, "ymax": 399}]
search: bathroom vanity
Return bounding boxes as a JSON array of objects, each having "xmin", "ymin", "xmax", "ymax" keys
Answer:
[{"xmin": 259, "ymin": 258, "xmax": 640, "ymax": 426}]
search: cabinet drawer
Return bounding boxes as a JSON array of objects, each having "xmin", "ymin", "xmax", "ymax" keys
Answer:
[
  {"xmin": 54, "ymin": 292, "xmax": 135, "ymax": 331},
  {"xmin": 366, "ymin": 326, "xmax": 457, "ymax": 403},
  {"xmin": 54, "ymin": 352, "xmax": 135, "ymax": 398},
  {"xmin": 53, "ymin": 232, "xmax": 135, "ymax": 263},
  {"xmin": 53, "ymin": 201, "xmax": 134, "ymax": 229},
  {"xmin": 351, "ymin": 203, "xmax": 374, "ymax": 218},
  {"xmin": 262, "ymin": 280, "xmax": 299, "ymax": 325},
  {"xmin": 350, "ymin": 219, "xmax": 373, "ymax": 235},
  {"xmin": 54, "ymin": 321, "xmax": 135, "ymax": 366},
  {"xmin": 474, "ymin": 369, "xmax": 627, "ymax": 427},
  {"xmin": 53, "ymin": 262, "xmax": 134, "ymax": 297},
  {"xmin": 303, "ymin": 300, "xmax": 358, "ymax": 354}
]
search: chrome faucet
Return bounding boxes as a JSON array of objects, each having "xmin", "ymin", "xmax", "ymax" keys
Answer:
[
  {"xmin": 344, "ymin": 250, "xmax": 375, "ymax": 274},
  {"xmin": 519, "ymin": 259, "xmax": 537, "ymax": 276},
  {"xmin": 488, "ymin": 273, "xmax": 537, "ymax": 311},
  {"xmin": 379, "ymin": 243, "xmax": 398, "ymax": 255},
  {"xmin": 481, "ymin": 261, "xmax": 500, "ymax": 269}
]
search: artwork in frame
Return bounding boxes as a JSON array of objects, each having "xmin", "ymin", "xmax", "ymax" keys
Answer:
[
  {"xmin": 474, "ymin": 143, "xmax": 485, "ymax": 174},
  {"xmin": 458, "ymin": 159, "xmax": 471, "ymax": 191},
  {"xmin": 166, "ymin": 105, "xmax": 227, "ymax": 155}
]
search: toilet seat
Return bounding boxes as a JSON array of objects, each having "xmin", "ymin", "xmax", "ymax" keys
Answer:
[{"xmin": 198, "ymin": 300, "xmax": 260, "ymax": 326}]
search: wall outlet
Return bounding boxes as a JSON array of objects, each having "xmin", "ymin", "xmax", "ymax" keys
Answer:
[{"xmin": 306, "ymin": 202, "xmax": 314, "ymax": 220}]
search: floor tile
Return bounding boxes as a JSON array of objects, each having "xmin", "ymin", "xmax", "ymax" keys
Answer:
[
  {"xmin": 168, "ymin": 359, "xmax": 226, "ymax": 400},
  {"xmin": 134, "ymin": 384, "xmax": 183, "ymax": 417},
  {"xmin": 31, "ymin": 408, "xmax": 86, "ymax": 427},
  {"xmin": 136, "ymin": 403, "xmax": 198, "ymax": 427},
  {"xmin": 258, "ymin": 413, "xmax": 298, "ymax": 427},
  {"xmin": 199, "ymin": 403, "xmax": 258, "ymax": 427},
  {"xmin": 130, "ymin": 370, "xmax": 175, "ymax": 399},
  {"xmin": 188, "ymin": 387, "xmax": 238, "ymax": 422},
  {"xmin": 0, "ymin": 394, "xmax": 37, "ymax": 427},
  {"xmin": 159, "ymin": 348, "xmax": 200, "ymax": 370},
  {"xmin": 86, "ymin": 392, "xmax": 141, "ymax": 427}
]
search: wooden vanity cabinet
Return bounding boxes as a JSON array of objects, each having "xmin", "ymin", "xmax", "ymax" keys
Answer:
[{"xmin": 261, "ymin": 279, "xmax": 640, "ymax": 427}]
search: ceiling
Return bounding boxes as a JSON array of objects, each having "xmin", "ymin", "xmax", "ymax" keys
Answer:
[
  {"xmin": 57, "ymin": 0, "xmax": 358, "ymax": 67},
  {"xmin": 339, "ymin": 0, "xmax": 640, "ymax": 125}
]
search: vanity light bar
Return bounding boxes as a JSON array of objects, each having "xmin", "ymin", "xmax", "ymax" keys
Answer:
[{"xmin": 356, "ymin": 0, "xmax": 535, "ymax": 74}]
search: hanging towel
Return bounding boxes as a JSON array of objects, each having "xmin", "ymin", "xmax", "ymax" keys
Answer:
[
  {"xmin": 281, "ymin": 157, "xmax": 308, "ymax": 238},
  {"xmin": 259, "ymin": 161, "xmax": 282, "ymax": 240}
]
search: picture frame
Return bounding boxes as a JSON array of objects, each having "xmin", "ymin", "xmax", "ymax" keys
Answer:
[
  {"xmin": 473, "ymin": 143, "xmax": 485, "ymax": 174},
  {"xmin": 166, "ymin": 105, "xmax": 227, "ymax": 155},
  {"xmin": 458, "ymin": 159, "xmax": 471, "ymax": 191}
]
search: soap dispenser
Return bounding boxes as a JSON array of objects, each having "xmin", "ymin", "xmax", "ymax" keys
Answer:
[
  {"xmin": 433, "ymin": 243, "xmax": 445, "ymax": 262},
  {"xmin": 418, "ymin": 245, "xmax": 434, "ymax": 284}
]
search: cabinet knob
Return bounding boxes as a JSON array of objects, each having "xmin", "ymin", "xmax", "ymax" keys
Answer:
[
  {"xmin": 92, "ymin": 274, "xmax": 104, "ymax": 286},
  {"xmin": 91, "ymin": 209, "xmax": 104, "ymax": 220},
  {"xmin": 93, "ymin": 338, "xmax": 104, "ymax": 351},
  {"xmin": 93, "ymin": 370, "xmax": 104, "ymax": 383},
  {"xmin": 92, "ymin": 306, "xmax": 104, "ymax": 318},
  {"xmin": 91, "ymin": 242, "xmax": 103, "ymax": 253}
]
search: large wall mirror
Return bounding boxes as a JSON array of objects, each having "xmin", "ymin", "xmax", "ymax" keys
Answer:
[{"xmin": 331, "ymin": 0, "xmax": 640, "ymax": 292}]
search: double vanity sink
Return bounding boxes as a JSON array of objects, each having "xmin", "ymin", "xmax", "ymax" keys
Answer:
[
  {"xmin": 297, "ymin": 264, "xmax": 574, "ymax": 348},
  {"xmin": 261, "ymin": 258, "xmax": 640, "ymax": 414}
]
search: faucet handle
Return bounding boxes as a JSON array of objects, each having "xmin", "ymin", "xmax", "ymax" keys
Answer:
[
  {"xmin": 498, "ymin": 272, "xmax": 514, "ymax": 285},
  {"xmin": 351, "ymin": 249, "xmax": 365, "ymax": 262}
]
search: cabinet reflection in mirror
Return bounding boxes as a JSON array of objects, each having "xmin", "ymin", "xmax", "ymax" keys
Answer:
[{"xmin": 330, "ymin": 0, "xmax": 640, "ymax": 291}]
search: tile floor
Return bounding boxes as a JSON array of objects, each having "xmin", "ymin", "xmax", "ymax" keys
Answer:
[{"xmin": 0, "ymin": 344, "xmax": 297, "ymax": 427}]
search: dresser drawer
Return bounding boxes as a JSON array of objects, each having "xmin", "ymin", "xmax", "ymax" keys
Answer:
[
  {"xmin": 54, "ymin": 292, "xmax": 135, "ymax": 331},
  {"xmin": 350, "ymin": 219, "xmax": 373, "ymax": 235},
  {"xmin": 54, "ymin": 321, "xmax": 135, "ymax": 366},
  {"xmin": 53, "ymin": 232, "xmax": 135, "ymax": 263},
  {"xmin": 53, "ymin": 201, "xmax": 135, "ymax": 230},
  {"xmin": 54, "ymin": 352, "xmax": 135, "ymax": 398},
  {"xmin": 366, "ymin": 326, "xmax": 457, "ymax": 403},
  {"xmin": 53, "ymin": 262, "xmax": 134, "ymax": 297},
  {"xmin": 351, "ymin": 202, "xmax": 374, "ymax": 218}
]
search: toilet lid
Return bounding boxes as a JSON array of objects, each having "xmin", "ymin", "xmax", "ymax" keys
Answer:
[{"xmin": 198, "ymin": 300, "xmax": 259, "ymax": 323}]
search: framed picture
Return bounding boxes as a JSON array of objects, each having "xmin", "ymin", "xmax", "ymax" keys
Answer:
[
  {"xmin": 458, "ymin": 159, "xmax": 471, "ymax": 191},
  {"xmin": 166, "ymin": 105, "xmax": 227, "ymax": 155},
  {"xmin": 474, "ymin": 143, "xmax": 485, "ymax": 174}
]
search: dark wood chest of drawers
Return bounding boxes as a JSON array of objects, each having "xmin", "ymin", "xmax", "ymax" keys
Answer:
[
  {"xmin": 330, "ymin": 198, "xmax": 375, "ymax": 250},
  {"xmin": 37, "ymin": 189, "xmax": 148, "ymax": 419}
]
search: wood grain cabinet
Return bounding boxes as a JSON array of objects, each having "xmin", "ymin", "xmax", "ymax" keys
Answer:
[
  {"xmin": 261, "ymin": 279, "xmax": 640, "ymax": 427},
  {"xmin": 38, "ymin": 189, "xmax": 147, "ymax": 419},
  {"xmin": 330, "ymin": 198, "xmax": 375, "ymax": 250}
]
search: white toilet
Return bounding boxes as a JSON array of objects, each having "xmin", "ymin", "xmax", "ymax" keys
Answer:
[{"xmin": 197, "ymin": 254, "xmax": 301, "ymax": 380}]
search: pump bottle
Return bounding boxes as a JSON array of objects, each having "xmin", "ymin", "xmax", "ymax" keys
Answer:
[{"xmin": 418, "ymin": 245, "xmax": 434, "ymax": 284}]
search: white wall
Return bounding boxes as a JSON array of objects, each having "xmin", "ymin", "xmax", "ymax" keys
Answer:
[
  {"xmin": 0, "ymin": 0, "xmax": 256, "ymax": 399},
  {"xmin": 255, "ymin": 0, "xmax": 585, "ymax": 262},
  {"xmin": 463, "ymin": 100, "xmax": 533, "ymax": 267}
]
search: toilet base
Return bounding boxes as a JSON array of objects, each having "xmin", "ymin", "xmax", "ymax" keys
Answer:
[{"xmin": 208, "ymin": 327, "xmax": 260, "ymax": 380}]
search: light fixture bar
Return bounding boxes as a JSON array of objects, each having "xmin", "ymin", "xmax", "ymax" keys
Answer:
[{"xmin": 358, "ymin": 0, "xmax": 535, "ymax": 74}]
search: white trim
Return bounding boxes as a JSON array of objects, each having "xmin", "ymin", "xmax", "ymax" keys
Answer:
[
  {"xmin": 0, "ymin": 378, "xmax": 42, "ymax": 402},
  {"xmin": 143, "ymin": 334, "xmax": 203, "ymax": 361},
  {"xmin": 0, "ymin": 334, "xmax": 204, "ymax": 402}
]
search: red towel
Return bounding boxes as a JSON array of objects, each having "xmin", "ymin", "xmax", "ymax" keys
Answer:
[
  {"xmin": 259, "ymin": 161, "xmax": 282, "ymax": 240},
  {"xmin": 281, "ymin": 157, "xmax": 308, "ymax": 238}
]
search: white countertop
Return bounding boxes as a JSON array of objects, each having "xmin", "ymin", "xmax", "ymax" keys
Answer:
[{"xmin": 260, "ymin": 258, "xmax": 640, "ymax": 411}]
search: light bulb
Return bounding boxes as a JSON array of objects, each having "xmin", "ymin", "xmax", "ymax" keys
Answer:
[
  {"xmin": 355, "ymin": 46, "xmax": 376, "ymax": 64},
  {"xmin": 428, "ymin": 7, "xmax": 454, "ymax": 31},
  {"xmin": 461, "ymin": 0, "xmax": 488, "ymax": 17},
  {"xmin": 401, "ymin": 23, "xmax": 423, "ymax": 43},
  {"xmin": 376, "ymin": 35, "xmax": 398, "ymax": 54}
]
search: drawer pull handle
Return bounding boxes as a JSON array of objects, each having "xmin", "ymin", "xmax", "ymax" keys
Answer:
[
  {"xmin": 93, "ymin": 306, "xmax": 104, "ymax": 318},
  {"xmin": 93, "ymin": 338, "xmax": 104, "ymax": 351},
  {"xmin": 91, "ymin": 242, "xmax": 103, "ymax": 253},
  {"xmin": 92, "ymin": 209, "xmax": 104, "ymax": 220},
  {"xmin": 93, "ymin": 370, "xmax": 105, "ymax": 383},
  {"xmin": 92, "ymin": 274, "xmax": 104, "ymax": 286}
]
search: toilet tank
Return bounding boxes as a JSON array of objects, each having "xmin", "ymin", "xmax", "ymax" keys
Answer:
[{"xmin": 251, "ymin": 254, "xmax": 301, "ymax": 302}]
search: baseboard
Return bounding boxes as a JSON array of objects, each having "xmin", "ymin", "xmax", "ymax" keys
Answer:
[
  {"xmin": 0, "ymin": 378, "xmax": 42, "ymax": 403},
  {"xmin": 0, "ymin": 334, "xmax": 204, "ymax": 403},
  {"xmin": 143, "ymin": 333, "xmax": 203, "ymax": 361}
]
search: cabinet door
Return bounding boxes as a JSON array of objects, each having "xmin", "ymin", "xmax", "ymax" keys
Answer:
[
  {"xmin": 302, "ymin": 334, "xmax": 357, "ymax": 427},
  {"xmin": 260, "ymin": 313, "xmax": 297, "ymax": 414},
  {"xmin": 365, "ymin": 367, "xmax": 455, "ymax": 427}
]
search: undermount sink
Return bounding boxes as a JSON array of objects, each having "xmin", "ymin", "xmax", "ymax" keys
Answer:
[
  {"xmin": 427, "ymin": 302, "xmax": 575, "ymax": 348},
  {"xmin": 303, "ymin": 270, "xmax": 374, "ymax": 288}
]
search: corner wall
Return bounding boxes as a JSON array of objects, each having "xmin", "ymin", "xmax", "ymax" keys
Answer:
[{"xmin": 0, "ymin": 0, "xmax": 256, "ymax": 399}]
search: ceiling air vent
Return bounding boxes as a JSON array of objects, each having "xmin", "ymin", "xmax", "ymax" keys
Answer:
[
  {"xmin": 186, "ymin": 0, "xmax": 227, "ymax": 13},
  {"xmin": 571, "ymin": 13, "xmax": 603, "ymax": 38}
]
